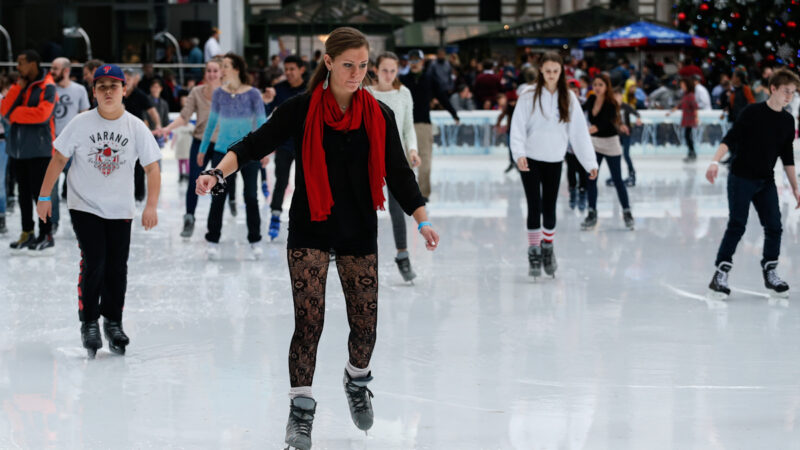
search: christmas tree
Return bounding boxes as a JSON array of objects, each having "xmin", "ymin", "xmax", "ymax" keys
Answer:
[{"xmin": 674, "ymin": 0, "xmax": 800, "ymax": 70}]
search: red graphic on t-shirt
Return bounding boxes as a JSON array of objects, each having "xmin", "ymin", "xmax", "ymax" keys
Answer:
[{"xmin": 90, "ymin": 146, "xmax": 122, "ymax": 176}]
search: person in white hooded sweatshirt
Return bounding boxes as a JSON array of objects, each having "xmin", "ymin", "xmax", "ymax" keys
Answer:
[{"xmin": 510, "ymin": 52, "xmax": 598, "ymax": 278}]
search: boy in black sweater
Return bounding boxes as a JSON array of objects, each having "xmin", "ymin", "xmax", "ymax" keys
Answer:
[{"xmin": 706, "ymin": 68, "xmax": 800, "ymax": 299}]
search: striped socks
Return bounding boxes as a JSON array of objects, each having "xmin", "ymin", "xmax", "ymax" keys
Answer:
[
  {"xmin": 543, "ymin": 228, "xmax": 555, "ymax": 244},
  {"xmin": 528, "ymin": 229, "xmax": 542, "ymax": 247}
]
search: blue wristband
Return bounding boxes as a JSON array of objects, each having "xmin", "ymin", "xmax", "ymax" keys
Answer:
[
  {"xmin": 38, "ymin": 196, "xmax": 51, "ymax": 202},
  {"xmin": 418, "ymin": 221, "xmax": 432, "ymax": 231}
]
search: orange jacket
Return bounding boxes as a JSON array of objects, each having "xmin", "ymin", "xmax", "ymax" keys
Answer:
[{"xmin": 0, "ymin": 71, "xmax": 57, "ymax": 159}]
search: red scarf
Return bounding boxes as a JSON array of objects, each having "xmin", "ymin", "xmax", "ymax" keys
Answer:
[{"xmin": 302, "ymin": 83, "xmax": 386, "ymax": 221}]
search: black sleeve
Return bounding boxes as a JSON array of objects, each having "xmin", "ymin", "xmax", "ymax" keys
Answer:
[
  {"xmin": 780, "ymin": 114, "xmax": 795, "ymax": 167},
  {"xmin": 583, "ymin": 95, "xmax": 594, "ymax": 112},
  {"xmin": 229, "ymin": 94, "xmax": 305, "ymax": 169},
  {"xmin": 432, "ymin": 76, "xmax": 460, "ymax": 121},
  {"xmin": 382, "ymin": 105, "xmax": 426, "ymax": 215}
]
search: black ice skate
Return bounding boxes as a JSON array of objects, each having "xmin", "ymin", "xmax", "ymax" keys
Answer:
[
  {"xmin": 103, "ymin": 319, "xmax": 129, "ymax": 355},
  {"xmin": 285, "ymin": 396, "xmax": 316, "ymax": 450},
  {"xmin": 343, "ymin": 370, "xmax": 374, "ymax": 432},
  {"xmin": 9, "ymin": 231, "xmax": 35, "ymax": 251},
  {"xmin": 395, "ymin": 254, "xmax": 417, "ymax": 282},
  {"xmin": 762, "ymin": 261, "xmax": 789, "ymax": 298},
  {"xmin": 708, "ymin": 262, "xmax": 732, "ymax": 300},
  {"xmin": 581, "ymin": 209, "xmax": 597, "ymax": 230},
  {"xmin": 81, "ymin": 320, "xmax": 102, "ymax": 359},
  {"xmin": 528, "ymin": 245, "xmax": 542, "ymax": 278},
  {"xmin": 623, "ymin": 209, "xmax": 634, "ymax": 230},
  {"xmin": 542, "ymin": 242, "xmax": 557, "ymax": 277},
  {"xmin": 180, "ymin": 214, "xmax": 195, "ymax": 238},
  {"xmin": 0, "ymin": 215, "xmax": 6, "ymax": 234},
  {"xmin": 29, "ymin": 234, "xmax": 54, "ymax": 255}
]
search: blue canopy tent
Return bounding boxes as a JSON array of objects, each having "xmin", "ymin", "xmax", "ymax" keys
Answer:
[{"xmin": 579, "ymin": 21, "xmax": 708, "ymax": 49}]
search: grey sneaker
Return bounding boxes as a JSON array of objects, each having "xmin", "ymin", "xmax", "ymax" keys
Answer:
[
  {"xmin": 343, "ymin": 370, "xmax": 374, "ymax": 431},
  {"xmin": 180, "ymin": 214, "xmax": 195, "ymax": 238},
  {"xmin": 285, "ymin": 396, "xmax": 316, "ymax": 450},
  {"xmin": 528, "ymin": 245, "xmax": 542, "ymax": 278},
  {"xmin": 542, "ymin": 242, "xmax": 557, "ymax": 277}
]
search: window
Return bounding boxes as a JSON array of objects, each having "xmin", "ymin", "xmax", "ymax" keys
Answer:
[
  {"xmin": 414, "ymin": 0, "xmax": 435, "ymax": 22},
  {"xmin": 479, "ymin": 0, "xmax": 501, "ymax": 21}
]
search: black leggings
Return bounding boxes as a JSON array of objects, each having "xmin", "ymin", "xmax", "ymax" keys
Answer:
[
  {"xmin": 287, "ymin": 248, "xmax": 378, "ymax": 387},
  {"xmin": 519, "ymin": 159, "xmax": 563, "ymax": 230},
  {"xmin": 564, "ymin": 153, "xmax": 587, "ymax": 192},
  {"xmin": 684, "ymin": 127, "xmax": 695, "ymax": 156}
]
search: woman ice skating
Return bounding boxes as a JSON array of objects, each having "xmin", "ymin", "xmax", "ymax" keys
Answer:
[
  {"xmin": 669, "ymin": 77, "xmax": 699, "ymax": 163},
  {"xmin": 582, "ymin": 73, "xmax": 635, "ymax": 231},
  {"xmin": 705, "ymin": 68, "xmax": 800, "ymax": 300},
  {"xmin": 156, "ymin": 57, "xmax": 237, "ymax": 239},
  {"xmin": 35, "ymin": 64, "xmax": 161, "ymax": 358},
  {"xmin": 366, "ymin": 51, "xmax": 423, "ymax": 282},
  {"xmin": 195, "ymin": 27, "xmax": 439, "ymax": 450},
  {"xmin": 198, "ymin": 52, "xmax": 267, "ymax": 260},
  {"xmin": 509, "ymin": 52, "xmax": 598, "ymax": 279}
]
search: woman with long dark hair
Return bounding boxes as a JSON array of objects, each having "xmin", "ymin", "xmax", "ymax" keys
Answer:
[
  {"xmin": 509, "ymin": 52, "xmax": 598, "ymax": 279},
  {"xmin": 198, "ymin": 52, "xmax": 267, "ymax": 259},
  {"xmin": 582, "ymin": 73, "xmax": 634, "ymax": 231},
  {"xmin": 196, "ymin": 28, "xmax": 439, "ymax": 450},
  {"xmin": 366, "ymin": 51, "xmax": 422, "ymax": 282}
]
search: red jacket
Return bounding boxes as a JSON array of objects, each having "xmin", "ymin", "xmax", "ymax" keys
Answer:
[{"xmin": 0, "ymin": 71, "xmax": 57, "ymax": 159}]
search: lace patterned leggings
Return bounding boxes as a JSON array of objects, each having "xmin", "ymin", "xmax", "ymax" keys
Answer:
[{"xmin": 287, "ymin": 248, "xmax": 378, "ymax": 387}]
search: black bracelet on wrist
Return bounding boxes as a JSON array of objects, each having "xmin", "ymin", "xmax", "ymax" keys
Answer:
[{"xmin": 200, "ymin": 168, "xmax": 227, "ymax": 195}]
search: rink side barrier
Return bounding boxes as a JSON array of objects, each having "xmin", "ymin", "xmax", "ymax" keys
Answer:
[
  {"xmin": 166, "ymin": 109, "xmax": 734, "ymax": 157},
  {"xmin": 430, "ymin": 110, "xmax": 732, "ymax": 156}
]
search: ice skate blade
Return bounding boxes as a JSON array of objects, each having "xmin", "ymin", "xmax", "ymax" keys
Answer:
[
  {"xmin": 768, "ymin": 290, "xmax": 789, "ymax": 299},
  {"xmin": 86, "ymin": 348, "xmax": 97, "ymax": 359},
  {"xmin": 108, "ymin": 343, "xmax": 126, "ymax": 355},
  {"xmin": 707, "ymin": 290, "xmax": 730, "ymax": 301}
]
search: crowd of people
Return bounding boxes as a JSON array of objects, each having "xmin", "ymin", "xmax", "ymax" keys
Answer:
[{"xmin": 2, "ymin": 26, "xmax": 800, "ymax": 450}]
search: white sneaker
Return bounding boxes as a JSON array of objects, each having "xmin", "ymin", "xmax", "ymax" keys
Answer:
[
  {"xmin": 250, "ymin": 242, "xmax": 263, "ymax": 260},
  {"xmin": 207, "ymin": 242, "xmax": 220, "ymax": 260}
]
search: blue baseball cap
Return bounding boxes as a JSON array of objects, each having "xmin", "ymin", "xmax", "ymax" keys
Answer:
[
  {"xmin": 93, "ymin": 64, "xmax": 126, "ymax": 85},
  {"xmin": 407, "ymin": 49, "xmax": 424, "ymax": 61}
]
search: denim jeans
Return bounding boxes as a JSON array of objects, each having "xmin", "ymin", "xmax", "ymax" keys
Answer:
[
  {"xmin": 715, "ymin": 172, "xmax": 781, "ymax": 266},
  {"xmin": 205, "ymin": 151, "xmax": 261, "ymax": 243},
  {"xmin": 620, "ymin": 133, "xmax": 634, "ymax": 176},
  {"xmin": 587, "ymin": 153, "xmax": 630, "ymax": 210},
  {"xmin": 0, "ymin": 140, "xmax": 6, "ymax": 215}
]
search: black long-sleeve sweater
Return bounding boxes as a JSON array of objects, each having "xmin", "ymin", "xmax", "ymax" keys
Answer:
[
  {"xmin": 722, "ymin": 102, "xmax": 795, "ymax": 180},
  {"xmin": 229, "ymin": 93, "xmax": 426, "ymax": 246},
  {"xmin": 584, "ymin": 95, "xmax": 620, "ymax": 137},
  {"xmin": 400, "ymin": 70, "xmax": 460, "ymax": 124}
]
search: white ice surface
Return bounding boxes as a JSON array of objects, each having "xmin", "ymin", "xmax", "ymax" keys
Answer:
[{"xmin": 2, "ymin": 155, "xmax": 800, "ymax": 449}]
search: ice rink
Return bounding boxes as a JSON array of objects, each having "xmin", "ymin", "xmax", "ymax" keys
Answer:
[{"xmin": 2, "ymin": 154, "xmax": 800, "ymax": 449}]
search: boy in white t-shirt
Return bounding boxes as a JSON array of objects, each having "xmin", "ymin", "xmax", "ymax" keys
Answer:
[{"xmin": 36, "ymin": 64, "xmax": 161, "ymax": 359}]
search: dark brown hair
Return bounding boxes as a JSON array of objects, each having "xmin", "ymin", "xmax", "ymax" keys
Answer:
[
  {"xmin": 769, "ymin": 67, "xmax": 800, "ymax": 89},
  {"xmin": 532, "ymin": 52, "xmax": 570, "ymax": 123},
  {"xmin": 223, "ymin": 52, "xmax": 248, "ymax": 85},
  {"xmin": 375, "ymin": 51, "xmax": 402, "ymax": 90},
  {"xmin": 307, "ymin": 27, "xmax": 370, "ymax": 93},
  {"xmin": 593, "ymin": 73, "xmax": 620, "ymax": 126}
]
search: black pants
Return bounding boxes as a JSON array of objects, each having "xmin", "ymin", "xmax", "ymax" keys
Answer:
[
  {"xmin": 185, "ymin": 140, "xmax": 236, "ymax": 215},
  {"xmin": 270, "ymin": 145, "xmax": 295, "ymax": 212},
  {"xmin": 684, "ymin": 127, "xmax": 695, "ymax": 157},
  {"xmin": 5, "ymin": 156, "xmax": 15, "ymax": 198},
  {"xmin": 134, "ymin": 160, "xmax": 145, "ymax": 201},
  {"xmin": 587, "ymin": 153, "xmax": 630, "ymax": 210},
  {"xmin": 715, "ymin": 173, "xmax": 781, "ymax": 266},
  {"xmin": 620, "ymin": 133, "xmax": 634, "ymax": 176},
  {"xmin": 387, "ymin": 191, "xmax": 407, "ymax": 250},
  {"xmin": 564, "ymin": 153, "xmax": 587, "ymax": 192},
  {"xmin": 519, "ymin": 159, "xmax": 562, "ymax": 230},
  {"xmin": 71, "ymin": 210, "xmax": 132, "ymax": 323},
  {"xmin": 287, "ymin": 248, "xmax": 378, "ymax": 387},
  {"xmin": 10, "ymin": 156, "xmax": 52, "ymax": 235},
  {"xmin": 205, "ymin": 151, "xmax": 261, "ymax": 243}
]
